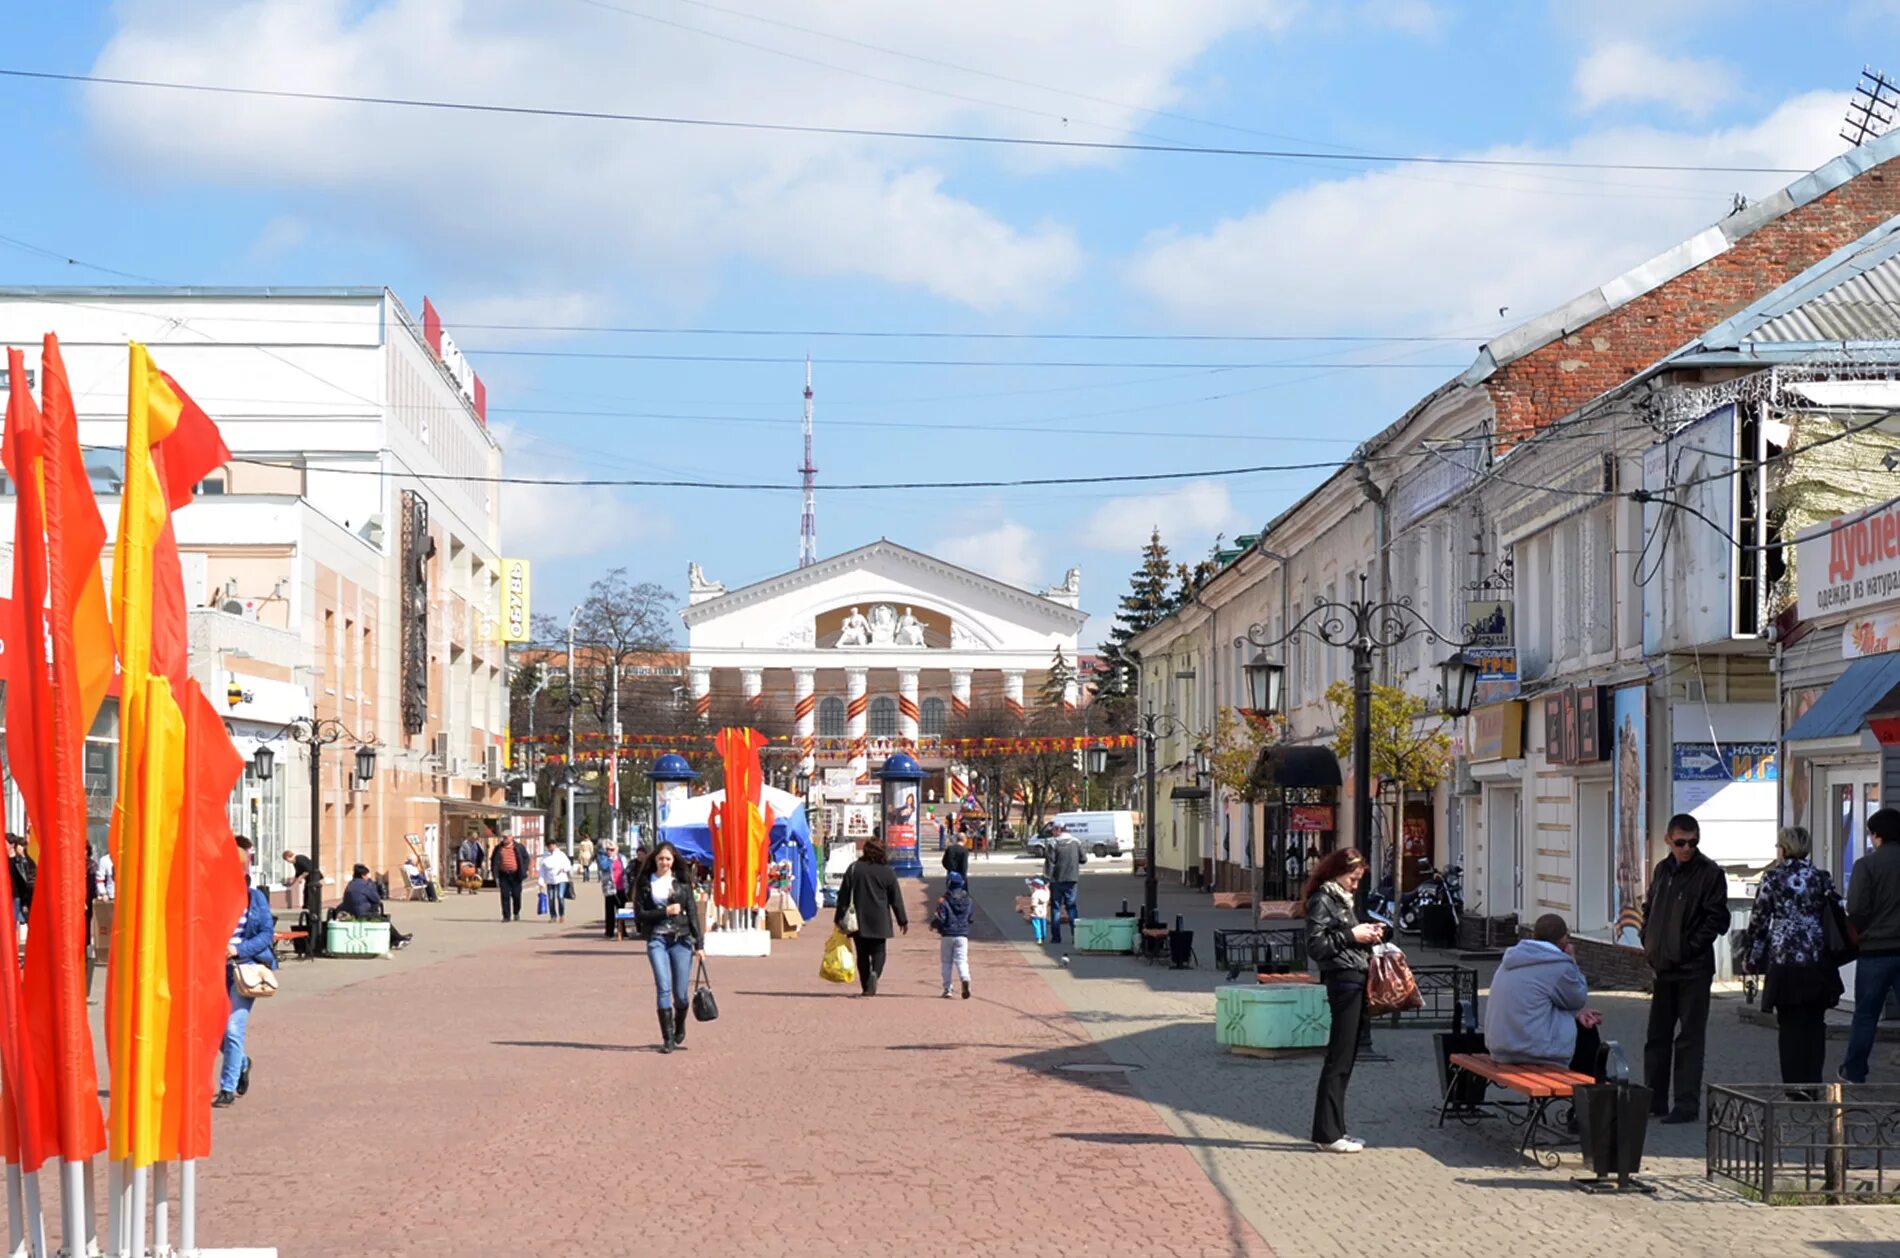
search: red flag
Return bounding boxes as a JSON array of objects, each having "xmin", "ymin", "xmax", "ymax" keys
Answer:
[
  {"xmin": 164, "ymin": 683, "xmax": 246, "ymax": 1159},
  {"xmin": 19, "ymin": 336, "xmax": 110, "ymax": 1164},
  {"xmin": 0, "ymin": 350, "xmax": 52, "ymax": 1170},
  {"xmin": 149, "ymin": 372, "xmax": 229, "ymax": 690}
]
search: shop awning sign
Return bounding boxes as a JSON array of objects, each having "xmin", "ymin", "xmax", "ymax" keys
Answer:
[{"xmin": 1797, "ymin": 495, "xmax": 1900, "ymax": 619}]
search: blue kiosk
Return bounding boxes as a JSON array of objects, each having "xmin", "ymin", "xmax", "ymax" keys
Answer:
[{"xmin": 879, "ymin": 752, "xmax": 927, "ymax": 878}]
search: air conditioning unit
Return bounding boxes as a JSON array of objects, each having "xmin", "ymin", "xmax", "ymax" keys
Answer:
[
  {"xmin": 485, "ymin": 744, "xmax": 503, "ymax": 783},
  {"xmin": 219, "ymin": 598, "xmax": 260, "ymax": 621},
  {"xmin": 365, "ymin": 513, "xmax": 386, "ymax": 546},
  {"xmin": 431, "ymin": 731, "xmax": 451, "ymax": 769}
]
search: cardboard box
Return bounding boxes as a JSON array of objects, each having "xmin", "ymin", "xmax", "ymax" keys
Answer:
[{"xmin": 766, "ymin": 907, "xmax": 803, "ymax": 939}]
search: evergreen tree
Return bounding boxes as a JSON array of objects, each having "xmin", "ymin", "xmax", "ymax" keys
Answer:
[
  {"xmin": 1039, "ymin": 647, "xmax": 1076, "ymax": 710},
  {"xmin": 1095, "ymin": 528, "xmax": 1176, "ymax": 712}
]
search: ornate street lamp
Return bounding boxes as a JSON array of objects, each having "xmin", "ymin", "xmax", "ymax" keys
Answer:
[
  {"xmin": 254, "ymin": 716, "xmax": 377, "ymax": 959},
  {"xmin": 1243, "ymin": 648, "xmax": 1284, "ymax": 715},
  {"xmin": 1439, "ymin": 652, "xmax": 1482, "ymax": 719}
]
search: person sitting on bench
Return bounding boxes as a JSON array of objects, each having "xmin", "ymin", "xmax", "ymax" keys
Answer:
[
  {"xmin": 1485, "ymin": 913, "xmax": 1607, "ymax": 1079},
  {"xmin": 335, "ymin": 864, "xmax": 413, "ymax": 950}
]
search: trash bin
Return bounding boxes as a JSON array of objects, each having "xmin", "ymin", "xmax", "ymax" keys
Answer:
[
  {"xmin": 1434, "ymin": 1031, "xmax": 1488, "ymax": 1111},
  {"xmin": 1572, "ymin": 1082, "xmax": 1655, "ymax": 1192},
  {"xmin": 1168, "ymin": 929, "xmax": 1195, "ymax": 969}
]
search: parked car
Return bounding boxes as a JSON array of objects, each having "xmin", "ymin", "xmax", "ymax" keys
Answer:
[{"xmin": 1026, "ymin": 811, "xmax": 1137, "ymax": 859}]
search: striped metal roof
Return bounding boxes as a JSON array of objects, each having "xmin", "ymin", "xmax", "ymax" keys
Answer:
[{"xmin": 1691, "ymin": 216, "xmax": 1900, "ymax": 352}]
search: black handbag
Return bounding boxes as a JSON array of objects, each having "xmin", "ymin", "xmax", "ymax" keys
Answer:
[
  {"xmin": 1823, "ymin": 892, "xmax": 1859, "ymax": 968},
  {"xmin": 691, "ymin": 957, "xmax": 719, "ymax": 1023}
]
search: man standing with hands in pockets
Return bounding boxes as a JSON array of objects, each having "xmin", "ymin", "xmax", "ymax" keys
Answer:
[{"xmin": 1641, "ymin": 814, "xmax": 1731, "ymax": 1123}]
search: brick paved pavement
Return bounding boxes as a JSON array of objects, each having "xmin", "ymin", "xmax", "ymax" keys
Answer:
[
  {"xmin": 962, "ymin": 862, "xmax": 1900, "ymax": 1258},
  {"xmin": 166, "ymin": 876, "xmax": 1271, "ymax": 1258}
]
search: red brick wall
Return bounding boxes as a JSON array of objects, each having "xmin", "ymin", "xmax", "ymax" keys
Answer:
[{"xmin": 1491, "ymin": 164, "xmax": 1900, "ymax": 447}]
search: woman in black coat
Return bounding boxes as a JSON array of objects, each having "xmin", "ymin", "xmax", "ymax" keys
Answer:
[
  {"xmin": 632, "ymin": 842, "xmax": 704, "ymax": 1053},
  {"xmin": 835, "ymin": 839, "xmax": 908, "ymax": 996},
  {"xmin": 1304, "ymin": 847, "xmax": 1383, "ymax": 1153}
]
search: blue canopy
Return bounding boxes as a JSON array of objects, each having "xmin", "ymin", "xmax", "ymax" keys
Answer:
[{"xmin": 658, "ymin": 787, "xmax": 819, "ymax": 920}]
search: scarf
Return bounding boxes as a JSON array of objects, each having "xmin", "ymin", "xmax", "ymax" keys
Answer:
[{"xmin": 1322, "ymin": 880, "xmax": 1354, "ymax": 911}]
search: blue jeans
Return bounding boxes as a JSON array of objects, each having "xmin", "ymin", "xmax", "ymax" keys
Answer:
[
  {"xmin": 219, "ymin": 971, "xmax": 255, "ymax": 1093},
  {"xmin": 1049, "ymin": 882, "xmax": 1079, "ymax": 942},
  {"xmin": 646, "ymin": 935, "xmax": 694, "ymax": 1010},
  {"xmin": 1841, "ymin": 953, "xmax": 1900, "ymax": 1082}
]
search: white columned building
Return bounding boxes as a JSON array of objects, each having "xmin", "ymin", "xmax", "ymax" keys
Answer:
[{"xmin": 681, "ymin": 541, "xmax": 1086, "ymax": 814}]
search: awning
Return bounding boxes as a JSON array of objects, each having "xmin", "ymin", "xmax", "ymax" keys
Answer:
[
  {"xmin": 1249, "ymin": 744, "xmax": 1344, "ymax": 791},
  {"xmin": 1786, "ymin": 654, "xmax": 1900, "ymax": 741},
  {"xmin": 427, "ymin": 797, "xmax": 550, "ymax": 818}
]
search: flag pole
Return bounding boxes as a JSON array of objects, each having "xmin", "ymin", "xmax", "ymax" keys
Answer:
[
  {"xmin": 151, "ymin": 1162, "xmax": 167, "ymax": 1256},
  {"xmin": 21, "ymin": 1169, "xmax": 46, "ymax": 1258},
  {"xmin": 128, "ymin": 1164, "xmax": 145, "ymax": 1258},
  {"xmin": 179, "ymin": 1158, "xmax": 195, "ymax": 1256},
  {"xmin": 83, "ymin": 1154, "xmax": 99, "ymax": 1258},
  {"xmin": 106, "ymin": 1159, "xmax": 123, "ymax": 1257},
  {"xmin": 59, "ymin": 1161, "xmax": 85, "ymax": 1258},
  {"xmin": 6, "ymin": 1161, "xmax": 23, "ymax": 1256}
]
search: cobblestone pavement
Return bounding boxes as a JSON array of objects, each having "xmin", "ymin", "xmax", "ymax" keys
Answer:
[
  {"xmin": 960, "ymin": 860, "xmax": 1900, "ymax": 1258},
  {"xmin": 167, "ymin": 875, "xmax": 1271, "ymax": 1258}
]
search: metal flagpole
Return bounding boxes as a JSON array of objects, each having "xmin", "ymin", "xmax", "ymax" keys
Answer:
[
  {"xmin": 6, "ymin": 1162, "xmax": 24, "ymax": 1256},
  {"xmin": 106, "ymin": 1160, "xmax": 122, "ymax": 1257},
  {"xmin": 21, "ymin": 1169, "xmax": 46, "ymax": 1258},
  {"xmin": 84, "ymin": 1155, "xmax": 99, "ymax": 1258},
  {"xmin": 129, "ymin": 1164, "xmax": 145, "ymax": 1258},
  {"xmin": 151, "ymin": 1162, "xmax": 168, "ymax": 1256},
  {"xmin": 59, "ymin": 1161, "xmax": 85, "ymax": 1258},
  {"xmin": 179, "ymin": 1158, "xmax": 195, "ymax": 1256}
]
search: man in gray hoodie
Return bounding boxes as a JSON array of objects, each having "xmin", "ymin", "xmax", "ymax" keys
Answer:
[
  {"xmin": 1485, "ymin": 914, "xmax": 1606, "ymax": 1076},
  {"xmin": 1043, "ymin": 824, "xmax": 1087, "ymax": 946}
]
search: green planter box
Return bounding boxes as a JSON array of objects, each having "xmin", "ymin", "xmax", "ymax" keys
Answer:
[
  {"xmin": 326, "ymin": 920, "xmax": 391, "ymax": 957},
  {"xmin": 1216, "ymin": 983, "xmax": 1330, "ymax": 1050},
  {"xmin": 1073, "ymin": 917, "xmax": 1136, "ymax": 954}
]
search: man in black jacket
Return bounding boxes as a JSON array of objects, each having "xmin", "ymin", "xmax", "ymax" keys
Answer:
[
  {"xmin": 941, "ymin": 833, "xmax": 970, "ymax": 879},
  {"xmin": 491, "ymin": 833, "xmax": 531, "ymax": 923},
  {"xmin": 1640, "ymin": 813, "xmax": 1731, "ymax": 1123}
]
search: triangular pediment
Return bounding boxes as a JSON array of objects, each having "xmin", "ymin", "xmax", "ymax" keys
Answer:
[{"xmin": 680, "ymin": 541, "xmax": 1085, "ymax": 633}]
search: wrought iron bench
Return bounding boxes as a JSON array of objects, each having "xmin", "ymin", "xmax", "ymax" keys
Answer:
[{"xmin": 1440, "ymin": 1052, "xmax": 1593, "ymax": 1168}]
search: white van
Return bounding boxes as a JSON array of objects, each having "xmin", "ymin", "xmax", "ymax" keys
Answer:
[{"xmin": 1032, "ymin": 811, "xmax": 1137, "ymax": 859}]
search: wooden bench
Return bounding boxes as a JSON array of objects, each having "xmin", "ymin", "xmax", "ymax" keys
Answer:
[
  {"xmin": 1440, "ymin": 1052, "xmax": 1595, "ymax": 1168},
  {"xmin": 1211, "ymin": 891, "xmax": 1252, "ymax": 910}
]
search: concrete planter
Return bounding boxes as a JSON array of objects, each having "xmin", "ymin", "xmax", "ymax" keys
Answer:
[
  {"xmin": 1073, "ymin": 917, "xmax": 1137, "ymax": 954},
  {"xmin": 1216, "ymin": 982, "xmax": 1330, "ymax": 1052},
  {"xmin": 325, "ymin": 920, "xmax": 391, "ymax": 957}
]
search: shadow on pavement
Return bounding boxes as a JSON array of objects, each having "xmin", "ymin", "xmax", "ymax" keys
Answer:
[
  {"xmin": 1057, "ymin": 1130, "xmax": 1314, "ymax": 1153},
  {"xmin": 537, "ymin": 949, "xmax": 634, "ymax": 957},
  {"xmin": 491, "ymin": 1039, "xmax": 649, "ymax": 1053}
]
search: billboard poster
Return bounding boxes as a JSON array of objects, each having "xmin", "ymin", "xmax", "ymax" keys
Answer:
[
  {"xmin": 885, "ymin": 780, "xmax": 919, "ymax": 865},
  {"xmin": 1612, "ymin": 687, "xmax": 1647, "ymax": 945}
]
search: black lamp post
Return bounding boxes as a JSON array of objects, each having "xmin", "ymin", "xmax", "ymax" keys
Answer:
[
  {"xmin": 1135, "ymin": 709, "xmax": 1200, "ymax": 930},
  {"xmin": 1242, "ymin": 574, "xmax": 1476, "ymax": 907},
  {"xmin": 252, "ymin": 717, "xmax": 376, "ymax": 959}
]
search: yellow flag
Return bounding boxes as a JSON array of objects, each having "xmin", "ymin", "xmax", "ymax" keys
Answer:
[{"xmin": 106, "ymin": 344, "xmax": 189, "ymax": 1167}]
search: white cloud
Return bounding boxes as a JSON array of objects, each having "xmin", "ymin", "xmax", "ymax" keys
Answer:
[
  {"xmin": 1574, "ymin": 41, "xmax": 1736, "ymax": 117},
  {"xmin": 1130, "ymin": 91, "xmax": 1848, "ymax": 334},
  {"xmin": 488, "ymin": 420, "xmax": 673, "ymax": 561},
  {"xmin": 1082, "ymin": 480, "xmax": 1243, "ymax": 554},
  {"xmin": 934, "ymin": 519, "xmax": 1044, "ymax": 588},
  {"xmin": 247, "ymin": 214, "xmax": 308, "ymax": 262},
  {"xmin": 86, "ymin": 0, "xmax": 1295, "ymax": 313},
  {"xmin": 1366, "ymin": 0, "xmax": 1445, "ymax": 36}
]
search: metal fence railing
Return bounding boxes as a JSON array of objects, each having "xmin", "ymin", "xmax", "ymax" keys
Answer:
[{"xmin": 1707, "ymin": 1084, "xmax": 1900, "ymax": 1204}]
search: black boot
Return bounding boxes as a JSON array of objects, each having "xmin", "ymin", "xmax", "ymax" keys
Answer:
[
  {"xmin": 658, "ymin": 1007, "xmax": 675, "ymax": 1054},
  {"xmin": 673, "ymin": 1002, "xmax": 690, "ymax": 1049}
]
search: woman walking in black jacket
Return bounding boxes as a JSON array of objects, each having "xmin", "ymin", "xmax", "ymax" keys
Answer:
[
  {"xmin": 1304, "ymin": 848, "xmax": 1383, "ymax": 1153},
  {"xmin": 836, "ymin": 839, "xmax": 907, "ymax": 996},
  {"xmin": 632, "ymin": 842, "xmax": 703, "ymax": 1053}
]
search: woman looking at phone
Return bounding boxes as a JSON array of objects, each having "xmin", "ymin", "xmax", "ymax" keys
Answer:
[{"xmin": 1304, "ymin": 848, "xmax": 1384, "ymax": 1153}]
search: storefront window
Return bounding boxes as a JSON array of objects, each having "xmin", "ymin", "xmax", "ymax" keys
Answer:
[{"xmin": 227, "ymin": 759, "xmax": 288, "ymax": 884}]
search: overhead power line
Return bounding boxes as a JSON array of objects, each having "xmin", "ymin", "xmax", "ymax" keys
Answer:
[
  {"xmin": 461, "ymin": 348, "xmax": 1468, "ymax": 368},
  {"xmin": 0, "ymin": 67, "xmax": 1814, "ymax": 175}
]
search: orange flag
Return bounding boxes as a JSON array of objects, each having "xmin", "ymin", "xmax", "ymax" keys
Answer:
[
  {"xmin": 0, "ymin": 352, "xmax": 46, "ymax": 1169},
  {"xmin": 710, "ymin": 728, "xmax": 772, "ymax": 911},
  {"xmin": 18, "ymin": 335, "xmax": 110, "ymax": 1165}
]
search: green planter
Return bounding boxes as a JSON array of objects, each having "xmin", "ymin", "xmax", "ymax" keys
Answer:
[
  {"xmin": 1216, "ymin": 983, "xmax": 1331, "ymax": 1050},
  {"xmin": 326, "ymin": 919, "xmax": 391, "ymax": 957},
  {"xmin": 1073, "ymin": 917, "xmax": 1137, "ymax": 954}
]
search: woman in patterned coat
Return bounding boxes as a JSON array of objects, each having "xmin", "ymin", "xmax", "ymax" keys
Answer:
[{"xmin": 1741, "ymin": 826, "xmax": 1845, "ymax": 1085}]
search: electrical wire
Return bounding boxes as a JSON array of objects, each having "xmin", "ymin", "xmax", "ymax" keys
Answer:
[
  {"xmin": 460, "ymin": 347, "xmax": 1468, "ymax": 368},
  {"xmin": 0, "ymin": 67, "xmax": 1816, "ymax": 175}
]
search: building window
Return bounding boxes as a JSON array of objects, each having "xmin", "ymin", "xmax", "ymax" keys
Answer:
[
  {"xmin": 921, "ymin": 697, "xmax": 946, "ymax": 737},
  {"xmin": 869, "ymin": 696, "xmax": 898, "ymax": 738},
  {"xmin": 818, "ymin": 696, "xmax": 846, "ymax": 737}
]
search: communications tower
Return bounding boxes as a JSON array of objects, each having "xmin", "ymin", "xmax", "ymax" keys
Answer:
[{"xmin": 798, "ymin": 357, "xmax": 817, "ymax": 567}]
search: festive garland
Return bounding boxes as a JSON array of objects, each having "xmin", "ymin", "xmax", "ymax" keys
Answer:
[{"xmin": 527, "ymin": 731, "xmax": 1138, "ymax": 766}]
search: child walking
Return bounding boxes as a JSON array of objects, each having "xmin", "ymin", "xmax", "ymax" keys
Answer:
[
  {"xmin": 933, "ymin": 871, "xmax": 975, "ymax": 999},
  {"xmin": 1027, "ymin": 877, "xmax": 1051, "ymax": 943}
]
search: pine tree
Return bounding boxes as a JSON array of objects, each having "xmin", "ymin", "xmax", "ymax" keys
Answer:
[
  {"xmin": 1039, "ymin": 647, "xmax": 1076, "ymax": 710},
  {"xmin": 1095, "ymin": 528, "xmax": 1176, "ymax": 710}
]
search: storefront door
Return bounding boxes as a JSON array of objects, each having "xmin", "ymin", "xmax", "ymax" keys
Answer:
[
  {"xmin": 1485, "ymin": 786, "xmax": 1521, "ymax": 917},
  {"xmin": 1823, "ymin": 765, "xmax": 1881, "ymax": 1005}
]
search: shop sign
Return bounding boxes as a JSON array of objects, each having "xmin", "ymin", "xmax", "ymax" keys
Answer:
[
  {"xmin": 1468, "ymin": 700, "xmax": 1524, "ymax": 763},
  {"xmin": 1466, "ymin": 600, "xmax": 1514, "ymax": 649},
  {"xmin": 1287, "ymin": 804, "xmax": 1335, "ymax": 832},
  {"xmin": 1843, "ymin": 606, "xmax": 1900, "ymax": 659},
  {"xmin": 1468, "ymin": 647, "xmax": 1519, "ymax": 704},
  {"xmin": 499, "ymin": 558, "xmax": 531, "ymax": 643},
  {"xmin": 1797, "ymin": 495, "xmax": 1900, "ymax": 618}
]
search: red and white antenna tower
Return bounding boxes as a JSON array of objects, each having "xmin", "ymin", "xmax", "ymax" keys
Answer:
[{"xmin": 798, "ymin": 356, "xmax": 817, "ymax": 567}]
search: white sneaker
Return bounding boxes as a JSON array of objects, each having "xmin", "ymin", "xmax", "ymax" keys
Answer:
[{"xmin": 1315, "ymin": 1138, "xmax": 1363, "ymax": 1154}]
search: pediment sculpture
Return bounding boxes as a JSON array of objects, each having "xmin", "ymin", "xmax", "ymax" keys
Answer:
[
  {"xmin": 868, "ymin": 604, "xmax": 898, "ymax": 643},
  {"xmin": 895, "ymin": 606, "xmax": 925, "ymax": 646},
  {"xmin": 687, "ymin": 562, "xmax": 726, "ymax": 597},
  {"xmin": 837, "ymin": 605, "xmax": 873, "ymax": 646}
]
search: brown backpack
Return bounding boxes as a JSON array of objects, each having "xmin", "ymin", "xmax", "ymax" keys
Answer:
[{"xmin": 497, "ymin": 842, "xmax": 518, "ymax": 875}]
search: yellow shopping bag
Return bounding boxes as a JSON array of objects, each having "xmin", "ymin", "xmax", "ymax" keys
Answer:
[{"xmin": 819, "ymin": 927, "xmax": 857, "ymax": 984}]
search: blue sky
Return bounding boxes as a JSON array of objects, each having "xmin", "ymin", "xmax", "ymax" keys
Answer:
[{"xmin": 2, "ymin": 0, "xmax": 1895, "ymax": 646}]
